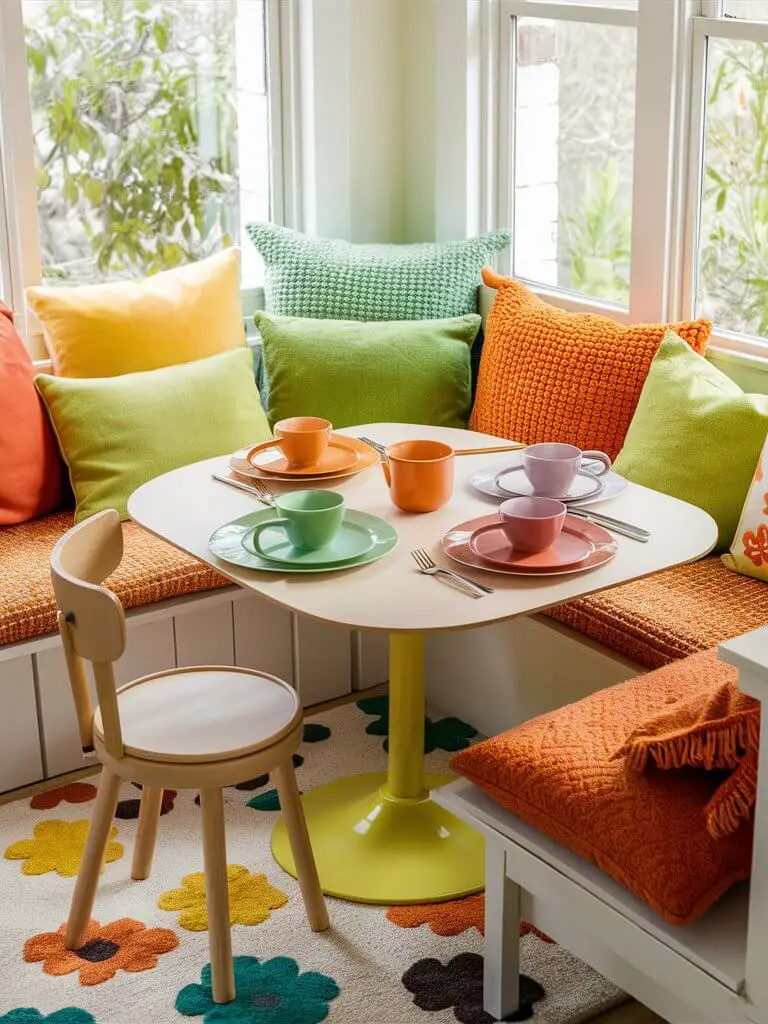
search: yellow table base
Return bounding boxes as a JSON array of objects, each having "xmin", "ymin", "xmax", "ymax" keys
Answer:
[
  {"xmin": 271, "ymin": 771, "xmax": 484, "ymax": 903},
  {"xmin": 271, "ymin": 632, "xmax": 485, "ymax": 904}
]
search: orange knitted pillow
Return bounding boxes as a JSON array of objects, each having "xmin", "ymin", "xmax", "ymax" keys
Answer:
[
  {"xmin": 471, "ymin": 269, "xmax": 711, "ymax": 460},
  {"xmin": 451, "ymin": 650, "xmax": 752, "ymax": 926}
]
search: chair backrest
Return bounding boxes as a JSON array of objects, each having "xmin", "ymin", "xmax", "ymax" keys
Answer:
[{"xmin": 50, "ymin": 509, "xmax": 127, "ymax": 758}]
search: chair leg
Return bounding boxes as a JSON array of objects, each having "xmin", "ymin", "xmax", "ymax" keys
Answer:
[
  {"xmin": 65, "ymin": 769, "xmax": 122, "ymax": 949},
  {"xmin": 131, "ymin": 785, "xmax": 164, "ymax": 881},
  {"xmin": 273, "ymin": 760, "xmax": 329, "ymax": 932},
  {"xmin": 200, "ymin": 787, "xmax": 235, "ymax": 1004}
]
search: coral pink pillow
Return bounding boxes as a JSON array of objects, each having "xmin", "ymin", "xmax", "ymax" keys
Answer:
[{"xmin": 0, "ymin": 302, "xmax": 64, "ymax": 524}]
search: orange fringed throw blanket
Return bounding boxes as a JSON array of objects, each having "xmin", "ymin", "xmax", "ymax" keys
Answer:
[{"xmin": 613, "ymin": 664, "xmax": 760, "ymax": 839}]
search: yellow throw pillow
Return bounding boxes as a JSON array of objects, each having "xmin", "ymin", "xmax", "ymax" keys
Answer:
[{"xmin": 26, "ymin": 249, "xmax": 244, "ymax": 378}]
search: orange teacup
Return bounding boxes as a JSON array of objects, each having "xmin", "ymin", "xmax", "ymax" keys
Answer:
[
  {"xmin": 382, "ymin": 439, "xmax": 454, "ymax": 513},
  {"xmin": 273, "ymin": 416, "xmax": 333, "ymax": 469}
]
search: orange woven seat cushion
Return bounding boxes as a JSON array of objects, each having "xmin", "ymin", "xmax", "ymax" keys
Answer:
[
  {"xmin": 471, "ymin": 269, "xmax": 711, "ymax": 460},
  {"xmin": 451, "ymin": 649, "xmax": 753, "ymax": 925},
  {"xmin": 0, "ymin": 511, "xmax": 230, "ymax": 647},
  {"xmin": 545, "ymin": 556, "xmax": 768, "ymax": 669}
]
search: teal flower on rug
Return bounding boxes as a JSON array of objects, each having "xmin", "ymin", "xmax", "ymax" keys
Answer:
[
  {"xmin": 356, "ymin": 696, "xmax": 477, "ymax": 753},
  {"xmin": 247, "ymin": 789, "xmax": 281, "ymax": 812},
  {"xmin": 303, "ymin": 723, "xmax": 331, "ymax": 743},
  {"xmin": 0, "ymin": 1012, "xmax": 94, "ymax": 1024},
  {"xmin": 176, "ymin": 955, "xmax": 339, "ymax": 1023}
]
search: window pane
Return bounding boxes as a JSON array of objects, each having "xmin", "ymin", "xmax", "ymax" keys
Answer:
[
  {"xmin": 22, "ymin": 0, "xmax": 269, "ymax": 287},
  {"xmin": 697, "ymin": 37, "xmax": 768, "ymax": 335},
  {"xmin": 722, "ymin": 1, "xmax": 768, "ymax": 20},
  {"xmin": 512, "ymin": 18, "xmax": 636, "ymax": 305}
]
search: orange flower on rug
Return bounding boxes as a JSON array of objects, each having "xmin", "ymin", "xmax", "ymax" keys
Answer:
[
  {"xmin": 4, "ymin": 820, "xmax": 122, "ymax": 877},
  {"xmin": 387, "ymin": 894, "xmax": 485, "ymax": 936},
  {"xmin": 30, "ymin": 784, "xmax": 97, "ymax": 810},
  {"xmin": 23, "ymin": 918, "xmax": 178, "ymax": 986},
  {"xmin": 158, "ymin": 864, "xmax": 288, "ymax": 931},
  {"xmin": 387, "ymin": 894, "xmax": 553, "ymax": 942}
]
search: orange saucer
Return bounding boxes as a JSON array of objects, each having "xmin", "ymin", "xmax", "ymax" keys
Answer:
[{"xmin": 248, "ymin": 437, "xmax": 359, "ymax": 477}]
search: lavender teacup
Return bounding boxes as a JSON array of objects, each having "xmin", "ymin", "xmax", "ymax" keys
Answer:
[{"xmin": 522, "ymin": 443, "xmax": 611, "ymax": 499}]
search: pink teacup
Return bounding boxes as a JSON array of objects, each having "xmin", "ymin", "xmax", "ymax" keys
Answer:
[
  {"xmin": 522, "ymin": 443, "xmax": 611, "ymax": 499},
  {"xmin": 471, "ymin": 496, "xmax": 567, "ymax": 555}
]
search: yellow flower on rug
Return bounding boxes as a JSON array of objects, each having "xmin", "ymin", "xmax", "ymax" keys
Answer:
[
  {"xmin": 4, "ymin": 820, "xmax": 122, "ymax": 877},
  {"xmin": 158, "ymin": 864, "xmax": 288, "ymax": 931}
]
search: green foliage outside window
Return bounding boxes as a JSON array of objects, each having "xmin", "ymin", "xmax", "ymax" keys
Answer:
[{"xmin": 25, "ymin": 0, "xmax": 238, "ymax": 284}]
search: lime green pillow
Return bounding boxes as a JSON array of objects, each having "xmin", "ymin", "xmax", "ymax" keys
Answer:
[
  {"xmin": 36, "ymin": 348, "xmax": 271, "ymax": 522},
  {"xmin": 256, "ymin": 311, "xmax": 481, "ymax": 429},
  {"xmin": 613, "ymin": 331, "xmax": 768, "ymax": 551}
]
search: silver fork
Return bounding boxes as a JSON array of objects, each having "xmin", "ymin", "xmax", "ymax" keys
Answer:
[
  {"xmin": 250, "ymin": 477, "xmax": 276, "ymax": 506},
  {"xmin": 358, "ymin": 435, "xmax": 388, "ymax": 461},
  {"xmin": 411, "ymin": 548, "xmax": 493, "ymax": 598}
]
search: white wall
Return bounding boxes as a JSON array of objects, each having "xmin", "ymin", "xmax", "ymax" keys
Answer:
[{"xmin": 349, "ymin": 0, "xmax": 406, "ymax": 241}]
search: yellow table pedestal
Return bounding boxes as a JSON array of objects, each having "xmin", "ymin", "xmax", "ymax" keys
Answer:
[{"xmin": 271, "ymin": 632, "xmax": 485, "ymax": 904}]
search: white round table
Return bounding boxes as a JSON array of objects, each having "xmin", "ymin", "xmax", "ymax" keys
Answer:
[{"xmin": 129, "ymin": 423, "xmax": 718, "ymax": 904}]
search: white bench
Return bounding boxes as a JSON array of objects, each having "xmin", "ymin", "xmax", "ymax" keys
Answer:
[{"xmin": 433, "ymin": 626, "xmax": 768, "ymax": 1024}]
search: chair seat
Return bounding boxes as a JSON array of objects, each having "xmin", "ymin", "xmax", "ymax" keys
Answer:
[{"xmin": 93, "ymin": 666, "xmax": 301, "ymax": 764}]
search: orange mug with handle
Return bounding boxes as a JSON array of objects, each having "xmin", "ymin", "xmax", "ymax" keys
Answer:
[{"xmin": 382, "ymin": 440, "xmax": 454, "ymax": 512}]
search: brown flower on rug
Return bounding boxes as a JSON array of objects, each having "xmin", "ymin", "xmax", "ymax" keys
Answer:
[
  {"xmin": 388, "ymin": 895, "xmax": 553, "ymax": 943},
  {"xmin": 30, "ymin": 784, "xmax": 97, "ymax": 811},
  {"xmin": 24, "ymin": 918, "xmax": 178, "ymax": 986},
  {"xmin": 402, "ymin": 952, "xmax": 545, "ymax": 1023},
  {"xmin": 115, "ymin": 787, "xmax": 177, "ymax": 820}
]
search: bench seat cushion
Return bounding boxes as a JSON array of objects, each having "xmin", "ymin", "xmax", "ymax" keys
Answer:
[
  {"xmin": 0, "ymin": 511, "xmax": 230, "ymax": 648},
  {"xmin": 545, "ymin": 556, "xmax": 768, "ymax": 668},
  {"xmin": 451, "ymin": 649, "xmax": 753, "ymax": 925}
]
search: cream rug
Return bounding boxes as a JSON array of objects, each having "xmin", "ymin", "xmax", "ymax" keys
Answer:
[{"xmin": 0, "ymin": 700, "xmax": 626, "ymax": 1023}]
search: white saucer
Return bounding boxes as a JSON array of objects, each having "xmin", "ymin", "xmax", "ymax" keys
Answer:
[{"xmin": 471, "ymin": 454, "xmax": 627, "ymax": 506}]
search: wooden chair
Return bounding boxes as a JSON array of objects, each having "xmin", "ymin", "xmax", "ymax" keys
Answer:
[{"xmin": 50, "ymin": 509, "xmax": 329, "ymax": 1004}]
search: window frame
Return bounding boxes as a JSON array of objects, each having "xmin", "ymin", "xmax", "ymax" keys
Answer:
[
  {"xmin": 682, "ymin": 11, "xmax": 768, "ymax": 364},
  {"xmin": 496, "ymin": 0, "xmax": 640, "ymax": 323},
  {"xmin": 0, "ymin": 0, "xmax": 292, "ymax": 356},
  {"xmin": 485, "ymin": 0, "xmax": 768, "ymax": 366}
]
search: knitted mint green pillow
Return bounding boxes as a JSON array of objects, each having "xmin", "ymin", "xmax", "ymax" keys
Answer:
[{"xmin": 245, "ymin": 223, "xmax": 511, "ymax": 320}]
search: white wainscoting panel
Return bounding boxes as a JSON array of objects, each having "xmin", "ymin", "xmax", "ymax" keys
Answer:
[
  {"xmin": 37, "ymin": 617, "xmax": 176, "ymax": 778},
  {"xmin": 355, "ymin": 630, "xmax": 389, "ymax": 690},
  {"xmin": 174, "ymin": 600, "xmax": 235, "ymax": 668},
  {"xmin": 425, "ymin": 615, "xmax": 641, "ymax": 737},
  {"xmin": 233, "ymin": 595, "xmax": 294, "ymax": 684},
  {"xmin": 293, "ymin": 617, "xmax": 351, "ymax": 705},
  {"xmin": 0, "ymin": 656, "xmax": 43, "ymax": 793}
]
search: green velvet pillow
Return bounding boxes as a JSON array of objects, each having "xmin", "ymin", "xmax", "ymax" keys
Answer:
[
  {"xmin": 246, "ymin": 223, "xmax": 510, "ymax": 320},
  {"xmin": 256, "ymin": 311, "xmax": 481, "ymax": 430},
  {"xmin": 36, "ymin": 347, "xmax": 271, "ymax": 522},
  {"xmin": 613, "ymin": 331, "xmax": 768, "ymax": 551}
]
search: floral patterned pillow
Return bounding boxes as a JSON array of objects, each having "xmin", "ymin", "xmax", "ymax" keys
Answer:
[{"xmin": 723, "ymin": 432, "xmax": 768, "ymax": 581}]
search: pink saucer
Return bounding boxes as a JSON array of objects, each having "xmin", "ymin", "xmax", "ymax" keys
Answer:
[{"xmin": 442, "ymin": 512, "xmax": 617, "ymax": 576}]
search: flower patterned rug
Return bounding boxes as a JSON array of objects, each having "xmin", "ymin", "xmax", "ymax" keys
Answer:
[{"xmin": 0, "ymin": 700, "xmax": 626, "ymax": 1024}]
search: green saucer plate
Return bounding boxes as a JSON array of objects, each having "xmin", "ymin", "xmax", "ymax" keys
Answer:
[
  {"xmin": 209, "ymin": 507, "xmax": 398, "ymax": 574},
  {"xmin": 243, "ymin": 516, "xmax": 376, "ymax": 568}
]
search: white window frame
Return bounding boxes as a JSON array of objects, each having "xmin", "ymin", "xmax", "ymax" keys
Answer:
[
  {"xmin": 471, "ymin": 0, "xmax": 768, "ymax": 367},
  {"xmin": 682, "ymin": 10, "xmax": 768, "ymax": 365},
  {"xmin": 0, "ymin": 0, "xmax": 294, "ymax": 356}
]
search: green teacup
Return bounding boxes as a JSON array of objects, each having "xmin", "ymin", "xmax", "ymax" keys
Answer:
[{"xmin": 250, "ymin": 489, "xmax": 345, "ymax": 554}]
